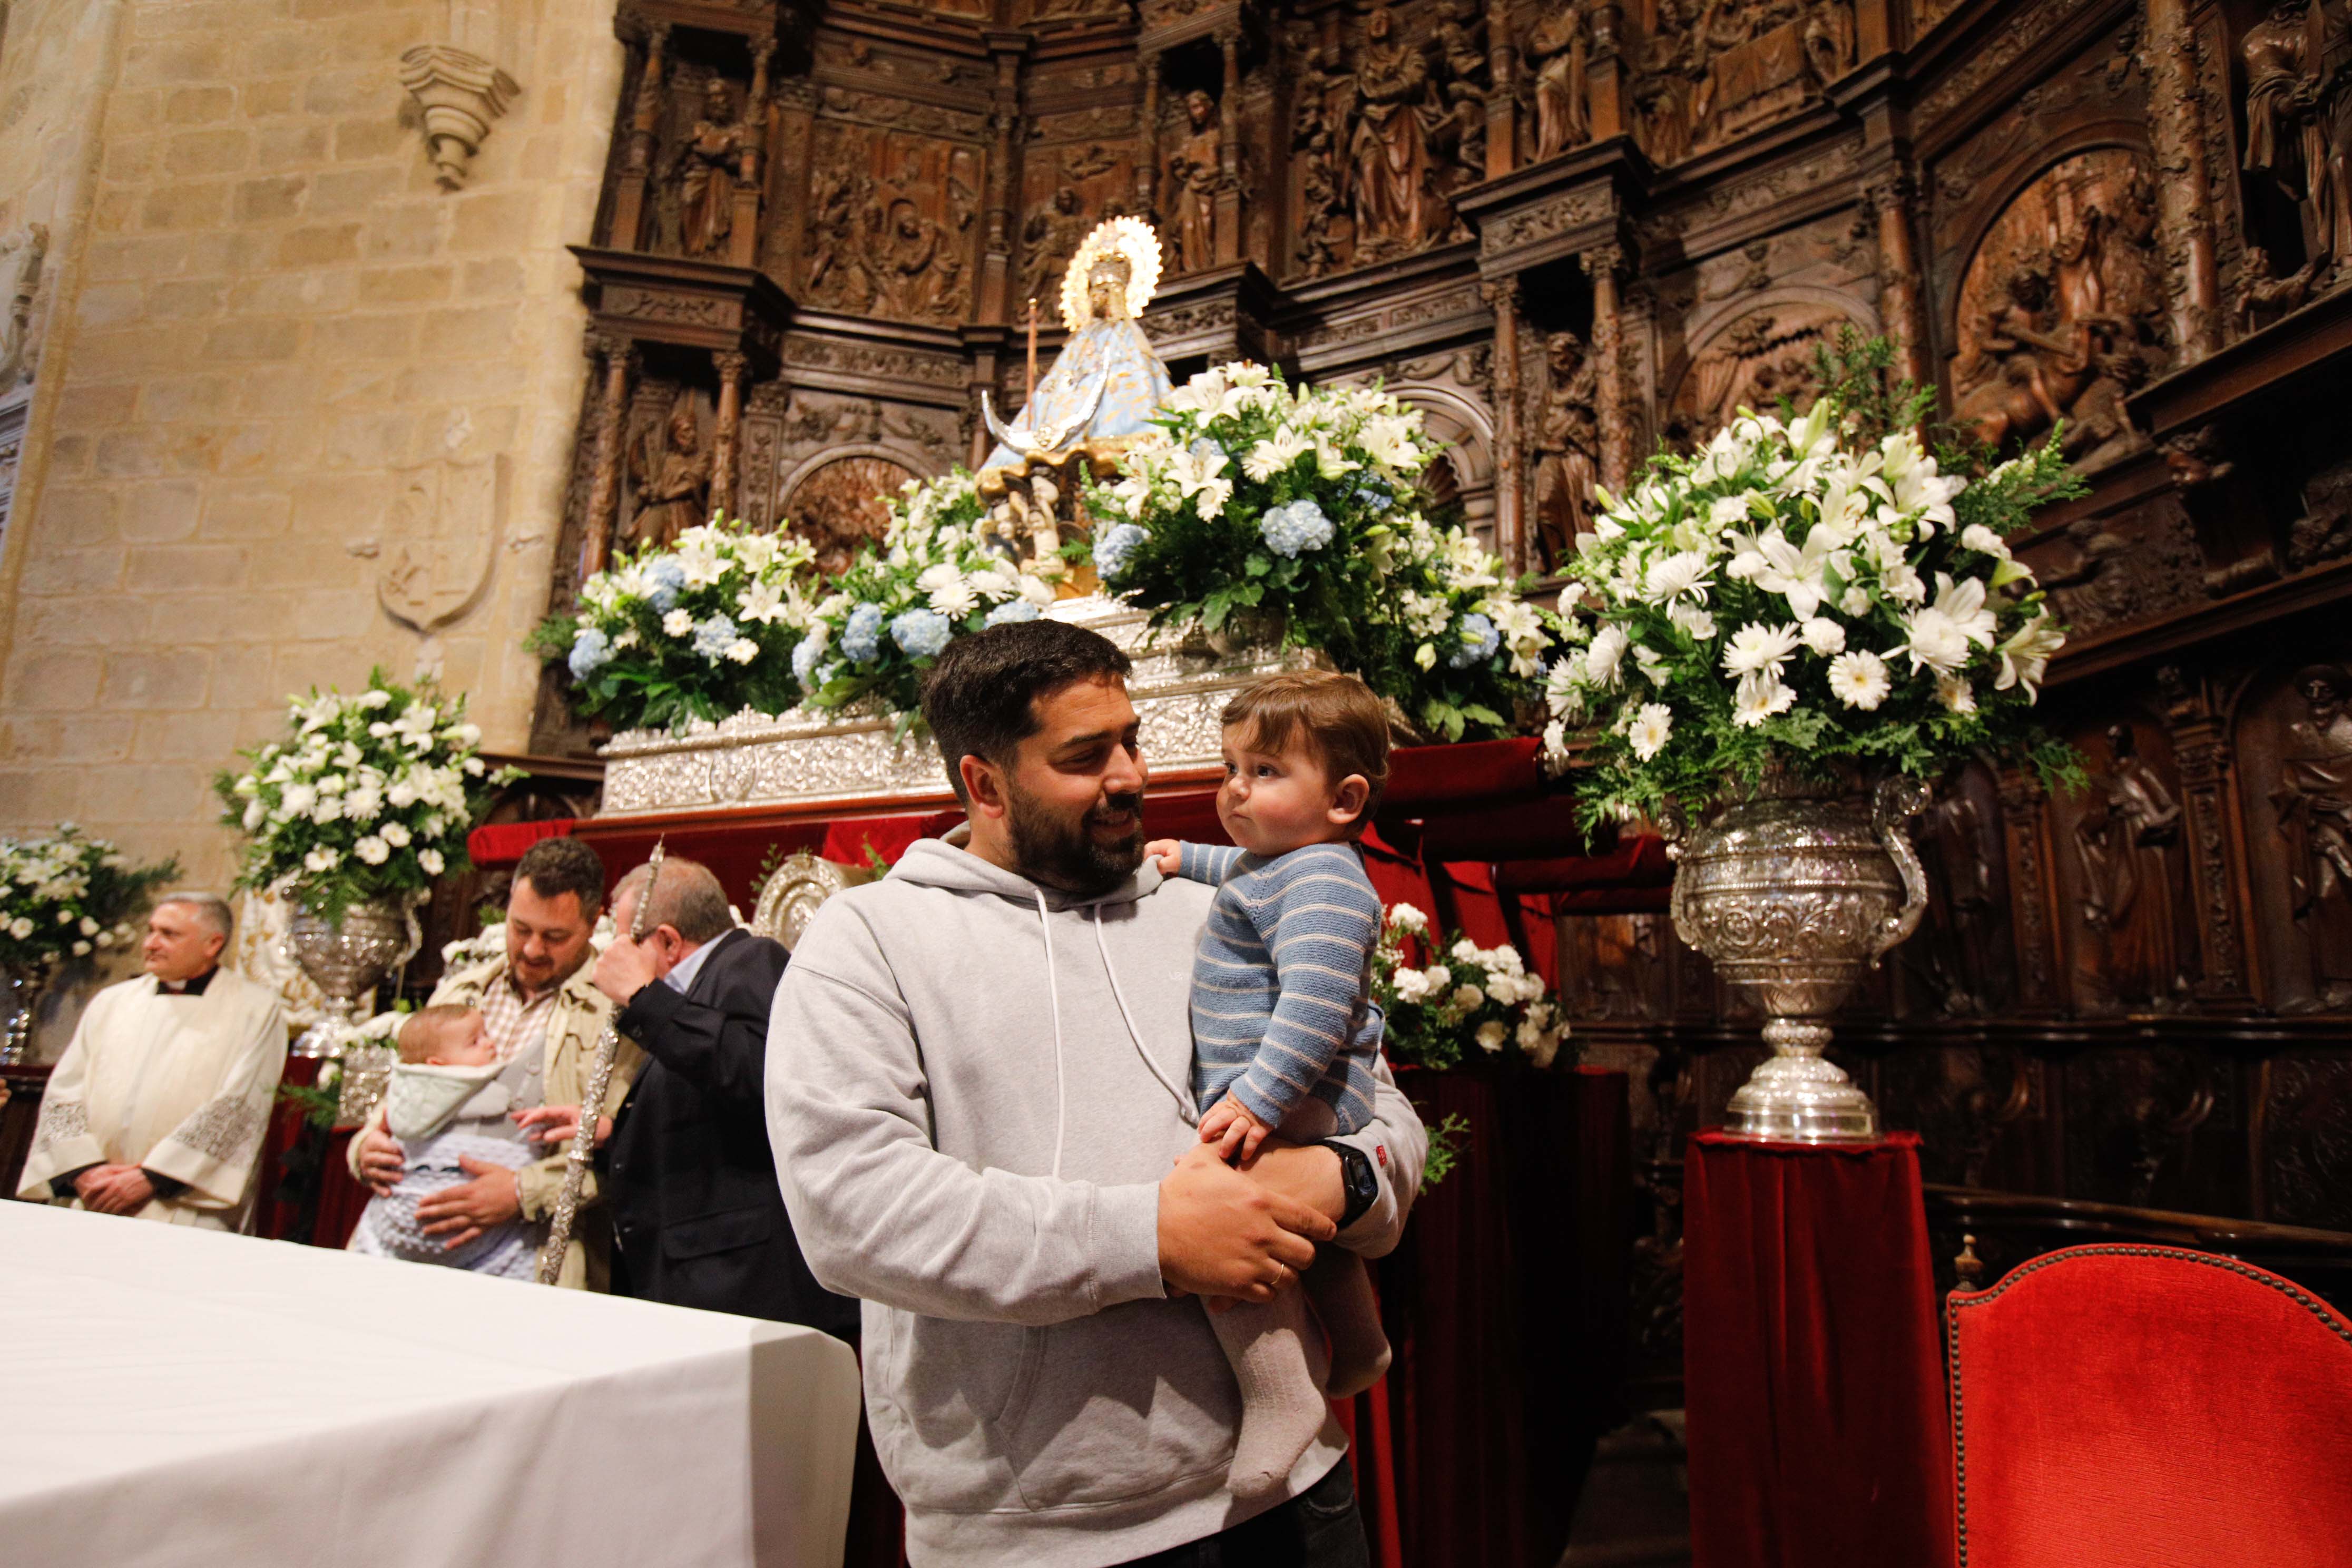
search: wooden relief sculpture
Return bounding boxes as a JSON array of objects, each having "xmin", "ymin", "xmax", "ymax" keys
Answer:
[
  {"xmin": 2241, "ymin": 0, "xmax": 2352, "ymax": 286},
  {"xmin": 671, "ymin": 78, "xmax": 750, "ymax": 259},
  {"xmin": 1950, "ymin": 149, "xmax": 2167, "ymax": 466},
  {"xmin": 783, "ymin": 456, "xmax": 917, "ymax": 576},
  {"xmin": 1634, "ymin": 0, "xmax": 1856, "ymax": 162},
  {"xmin": 1169, "ymin": 90, "xmax": 1220, "ymax": 274},
  {"xmin": 628, "ymin": 403, "xmax": 711, "ymax": 552},
  {"xmin": 1663, "ymin": 304, "xmax": 1851, "ymax": 449},
  {"xmin": 1526, "ymin": 0, "xmax": 1592, "ymax": 161},
  {"xmin": 2073, "ymin": 724, "xmax": 2190, "ymax": 1014},
  {"xmin": 2273, "ymin": 665, "xmax": 2352, "ymax": 1011},
  {"xmin": 1530, "ymin": 331, "xmax": 1600, "ymax": 574}
]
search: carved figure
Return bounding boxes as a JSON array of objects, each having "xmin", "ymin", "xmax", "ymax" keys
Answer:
[
  {"xmin": 1527, "ymin": 1, "xmax": 1592, "ymax": 160},
  {"xmin": 2073, "ymin": 724, "xmax": 2187, "ymax": 1012},
  {"xmin": 1951, "ymin": 152, "xmax": 2165, "ymax": 463},
  {"xmin": 1169, "ymin": 90, "xmax": 1220, "ymax": 273},
  {"xmin": 881, "ymin": 201, "xmax": 962, "ymax": 318},
  {"xmin": 1910, "ymin": 777, "xmax": 2005, "ymax": 1016},
  {"xmin": 785, "ymin": 456, "xmax": 914, "ymax": 576},
  {"xmin": 1665, "ymin": 306, "xmax": 1845, "ymax": 448},
  {"xmin": 805, "ymin": 166, "xmax": 879, "ymax": 312},
  {"xmin": 629, "ymin": 405, "xmax": 712, "ymax": 551},
  {"xmin": 1426, "ymin": 0, "xmax": 1490, "ymax": 186},
  {"xmin": 1292, "ymin": 50, "xmax": 1353, "ymax": 277},
  {"xmin": 671, "ymin": 77, "xmax": 749, "ymax": 259},
  {"xmin": 2272, "ymin": 664, "xmax": 2352, "ymax": 1009},
  {"xmin": 1531, "ymin": 331, "xmax": 1601, "ymax": 573},
  {"xmin": 1632, "ymin": 0, "xmax": 1853, "ymax": 160},
  {"xmin": 1346, "ymin": 7, "xmax": 1438, "ymax": 260},
  {"xmin": 2241, "ymin": 0, "xmax": 2352, "ymax": 278},
  {"xmin": 1020, "ymin": 186, "xmax": 1091, "ymax": 305},
  {"xmin": 2237, "ymin": 244, "xmax": 2324, "ymax": 330}
]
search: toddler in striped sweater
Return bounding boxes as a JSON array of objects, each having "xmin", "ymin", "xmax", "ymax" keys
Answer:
[{"xmin": 1146, "ymin": 670, "xmax": 1395, "ymax": 1498}]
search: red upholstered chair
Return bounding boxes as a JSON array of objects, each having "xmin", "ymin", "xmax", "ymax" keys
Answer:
[{"xmin": 1947, "ymin": 1245, "xmax": 2352, "ymax": 1568}]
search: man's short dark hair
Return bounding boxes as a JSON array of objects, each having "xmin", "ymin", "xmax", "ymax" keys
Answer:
[
  {"xmin": 919, "ymin": 620, "xmax": 1133, "ymax": 804},
  {"xmin": 514, "ymin": 836, "xmax": 606, "ymax": 915}
]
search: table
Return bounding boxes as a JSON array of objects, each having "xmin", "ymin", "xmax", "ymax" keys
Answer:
[
  {"xmin": 0, "ymin": 1201, "xmax": 863, "ymax": 1567},
  {"xmin": 1681, "ymin": 1131, "xmax": 1954, "ymax": 1568}
]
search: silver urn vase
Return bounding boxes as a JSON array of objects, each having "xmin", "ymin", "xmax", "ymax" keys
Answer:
[
  {"xmin": 1667, "ymin": 775, "xmax": 1930, "ymax": 1142},
  {"xmin": 1, "ymin": 967, "xmax": 51, "ymax": 1066},
  {"xmin": 285, "ymin": 894, "xmax": 421, "ymax": 1124}
]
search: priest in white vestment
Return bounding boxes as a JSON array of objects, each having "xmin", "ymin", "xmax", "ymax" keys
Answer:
[{"xmin": 17, "ymin": 893, "xmax": 288, "ymax": 1229}]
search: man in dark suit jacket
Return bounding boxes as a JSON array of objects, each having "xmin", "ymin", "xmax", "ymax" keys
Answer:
[{"xmin": 557, "ymin": 853, "xmax": 857, "ymax": 1337}]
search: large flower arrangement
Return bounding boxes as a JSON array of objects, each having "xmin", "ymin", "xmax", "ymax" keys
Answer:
[
  {"xmin": 214, "ymin": 671, "xmax": 519, "ymax": 922},
  {"xmin": 0, "ymin": 826, "xmax": 178, "ymax": 972},
  {"xmin": 1088, "ymin": 364, "xmax": 1552, "ymax": 741},
  {"xmin": 1544, "ymin": 365, "xmax": 2082, "ymax": 827},
  {"xmin": 1370, "ymin": 902, "xmax": 1566, "ymax": 1071},
  {"xmin": 789, "ymin": 469, "xmax": 1061, "ymax": 723},
  {"xmin": 531, "ymin": 519, "xmax": 819, "ymax": 732}
]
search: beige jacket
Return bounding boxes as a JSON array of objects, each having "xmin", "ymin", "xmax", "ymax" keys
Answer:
[{"xmin": 347, "ymin": 953, "xmax": 640, "ymax": 1289}]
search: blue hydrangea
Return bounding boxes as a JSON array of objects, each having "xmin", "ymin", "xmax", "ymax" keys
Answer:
[
  {"xmin": 691, "ymin": 612, "xmax": 739, "ymax": 662},
  {"xmin": 841, "ymin": 602, "xmax": 885, "ymax": 664},
  {"xmin": 567, "ymin": 626, "xmax": 612, "ymax": 680},
  {"xmin": 643, "ymin": 557, "xmax": 687, "ymax": 612},
  {"xmin": 791, "ymin": 631, "xmax": 827, "ymax": 690},
  {"xmin": 985, "ymin": 597, "xmax": 1041, "ymax": 628},
  {"xmin": 891, "ymin": 608, "xmax": 953, "ymax": 659},
  {"xmin": 1260, "ymin": 498, "xmax": 1335, "ymax": 558},
  {"xmin": 1094, "ymin": 523, "xmax": 1149, "ymax": 580},
  {"xmin": 1448, "ymin": 612, "xmax": 1500, "ymax": 669}
]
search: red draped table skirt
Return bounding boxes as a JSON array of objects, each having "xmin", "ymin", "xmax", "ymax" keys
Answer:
[{"xmin": 1682, "ymin": 1131, "xmax": 1954, "ymax": 1568}]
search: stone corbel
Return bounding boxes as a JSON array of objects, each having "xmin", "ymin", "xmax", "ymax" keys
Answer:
[{"xmin": 399, "ymin": 44, "xmax": 521, "ymax": 191}]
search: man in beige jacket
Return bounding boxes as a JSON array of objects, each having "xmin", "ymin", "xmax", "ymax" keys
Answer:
[{"xmin": 349, "ymin": 837, "xmax": 639, "ymax": 1289}]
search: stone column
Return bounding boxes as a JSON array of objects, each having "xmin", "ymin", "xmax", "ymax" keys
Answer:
[
  {"xmin": 1581, "ymin": 243, "xmax": 1632, "ymax": 488},
  {"xmin": 2143, "ymin": 0, "xmax": 2221, "ymax": 362},
  {"xmin": 610, "ymin": 22, "xmax": 669, "ymax": 251},
  {"xmin": 582, "ymin": 330, "xmax": 636, "ymax": 579},
  {"xmin": 1483, "ymin": 277, "xmax": 1527, "ymax": 572},
  {"xmin": 1866, "ymin": 170, "xmax": 1930, "ymax": 389},
  {"xmin": 1136, "ymin": 55, "xmax": 1163, "ymax": 219},
  {"xmin": 1485, "ymin": 0, "xmax": 1518, "ymax": 178},
  {"xmin": 1215, "ymin": 28, "xmax": 1244, "ymax": 267},
  {"xmin": 711, "ymin": 350, "xmax": 749, "ymax": 523}
]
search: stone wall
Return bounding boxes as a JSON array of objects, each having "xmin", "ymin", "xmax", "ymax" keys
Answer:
[{"xmin": 0, "ymin": 0, "xmax": 622, "ymax": 889}]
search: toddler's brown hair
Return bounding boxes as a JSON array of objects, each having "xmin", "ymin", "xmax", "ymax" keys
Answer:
[{"xmin": 1220, "ymin": 670, "xmax": 1393, "ymax": 832}]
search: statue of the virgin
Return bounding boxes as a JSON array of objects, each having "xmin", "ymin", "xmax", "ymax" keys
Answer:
[{"xmin": 981, "ymin": 216, "xmax": 1173, "ymax": 473}]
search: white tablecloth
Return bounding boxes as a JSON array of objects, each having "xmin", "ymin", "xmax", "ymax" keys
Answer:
[{"xmin": 0, "ymin": 1201, "xmax": 862, "ymax": 1567}]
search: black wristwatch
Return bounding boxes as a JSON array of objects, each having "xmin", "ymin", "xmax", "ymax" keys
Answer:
[{"xmin": 1319, "ymin": 1139, "xmax": 1378, "ymax": 1230}]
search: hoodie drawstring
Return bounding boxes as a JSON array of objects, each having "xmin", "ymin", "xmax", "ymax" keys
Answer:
[
  {"xmin": 1093, "ymin": 904, "xmax": 1197, "ymax": 1125},
  {"xmin": 1033, "ymin": 889, "xmax": 1071, "ymax": 1181}
]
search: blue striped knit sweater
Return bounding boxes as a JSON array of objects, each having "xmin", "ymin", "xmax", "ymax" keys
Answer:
[{"xmin": 1174, "ymin": 839, "xmax": 1383, "ymax": 1134}]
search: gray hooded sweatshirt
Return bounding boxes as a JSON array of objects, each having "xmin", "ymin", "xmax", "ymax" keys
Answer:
[{"xmin": 766, "ymin": 837, "xmax": 1426, "ymax": 1567}]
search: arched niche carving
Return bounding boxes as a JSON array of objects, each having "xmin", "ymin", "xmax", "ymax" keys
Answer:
[
  {"xmin": 1944, "ymin": 144, "xmax": 2166, "ymax": 471},
  {"xmin": 1659, "ymin": 293, "xmax": 1874, "ymax": 450},
  {"xmin": 779, "ymin": 452, "xmax": 917, "ymax": 576},
  {"xmin": 1391, "ymin": 379, "xmax": 1498, "ymax": 543}
]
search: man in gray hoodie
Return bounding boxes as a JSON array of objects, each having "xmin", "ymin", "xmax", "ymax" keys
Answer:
[{"xmin": 767, "ymin": 619, "xmax": 1426, "ymax": 1567}]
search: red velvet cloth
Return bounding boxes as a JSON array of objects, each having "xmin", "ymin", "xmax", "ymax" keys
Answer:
[
  {"xmin": 1949, "ymin": 1247, "xmax": 2352, "ymax": 1568},
  {"xmin": 252, "ymin": 1056, "xmax": 370, "ymax": 1249},
  {"xmin": 466, "ymin": 816, "xmax": 576, "ymax": 867},
  {"xmin": 1379, "ymin": 1065, "xmax": 1630, "ymax": 1566},
  {"xmin": 1383, "ymin": 737, "xmax": 1544, "ymax": 811},
  {"xmin": 1684, "ymin": 1131, "xmax": 1954, "ymax": 1568},
  {"xmin": 819, "ymin": 810, "xmax": 963, "ymax": 869}
]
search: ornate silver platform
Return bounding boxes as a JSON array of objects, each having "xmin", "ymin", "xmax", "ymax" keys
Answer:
[{"xmin": 596, "ymin": 595, "xmax": 1310, "ymax": 817}]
